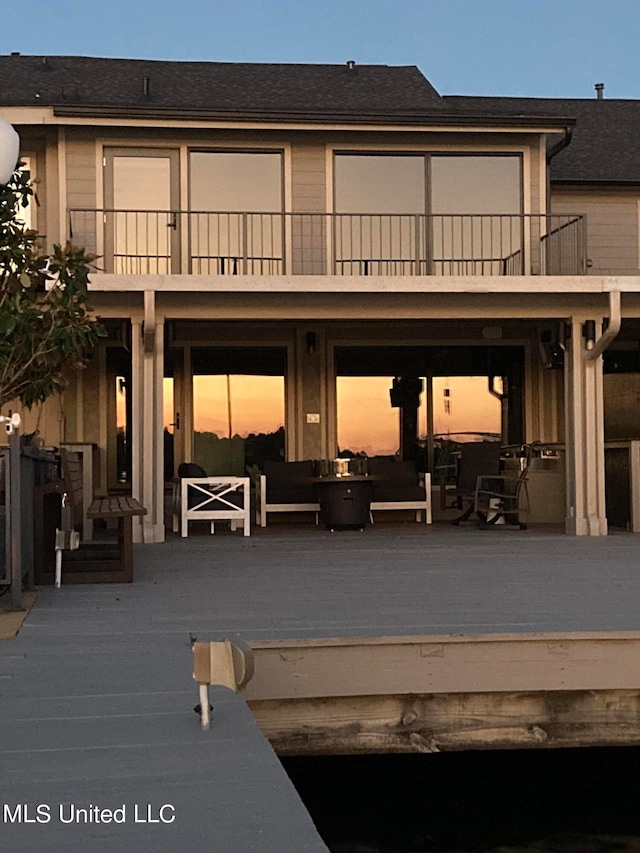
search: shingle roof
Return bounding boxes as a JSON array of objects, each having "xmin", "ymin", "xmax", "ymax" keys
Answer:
[
  {"xmin": 0, "ymin": 55, "xmax": 449, "ymax": 117},
  {"xmin": 3, "ymin": 55, "xmax": 638, "ymax": 184},
  {"xmin": 447, "ymin": 96, "xmax": 640, "ymax": 185}
]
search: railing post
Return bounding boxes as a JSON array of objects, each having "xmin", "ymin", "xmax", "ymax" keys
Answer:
[{"xmin": 242, "ymin": 212, "xmax": 248, "ymax": 275}]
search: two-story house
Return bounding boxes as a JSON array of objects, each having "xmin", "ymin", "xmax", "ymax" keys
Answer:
[{"xmin": 2, "ymin": 55, "xmax": 639, "ymax": 541}]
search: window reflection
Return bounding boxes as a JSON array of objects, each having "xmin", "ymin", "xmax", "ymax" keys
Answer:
[
  {"xmin": 431, "ymin": 155, "xmax": 522, "ymax": 274},
  {"xmin": 189, "ymin": 151, "xmax": 283, "ymax": 275},
  {"xmin": 337, "ymin": 377, "xmax": 401, "ymax": 458},
  {"xmin": 432, "ymin": 376, "xmax": 501, "ymax": 440},
  {"xmin": 192, "ymin": 369, "xmax": 285, "ymax": 476},
  {"xmin": 336, "ymin": 374, "xmax": 502, "ymax": 462}
]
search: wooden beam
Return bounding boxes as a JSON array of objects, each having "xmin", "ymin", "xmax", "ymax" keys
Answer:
[
  {"xmin": 244, "ymin": 632, "xmax": 640, "ymax": 700},
  {"xmin": 250, "ymin": 689, "xmax": 640, "ymax": 755}
]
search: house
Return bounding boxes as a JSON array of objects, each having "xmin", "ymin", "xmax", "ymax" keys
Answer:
[{"xmin": 2, "ymin": 54, "xmax": 639, "ymax": 541}]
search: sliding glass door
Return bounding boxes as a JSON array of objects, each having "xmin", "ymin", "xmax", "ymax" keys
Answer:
[{"xmin": 104, "ymin": 148, "xmax": 181, "ymax": 274}]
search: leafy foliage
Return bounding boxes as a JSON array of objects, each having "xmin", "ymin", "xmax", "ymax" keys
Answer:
[{"xmin": 0, "ymin": 164, "xmax": 104, "ymax": 409}]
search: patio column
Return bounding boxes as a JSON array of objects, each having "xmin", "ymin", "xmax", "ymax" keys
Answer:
[
  {"xmin": 131, "ymin": 293, "xmax": 166, "ymax": 544},
  {"xmin": 297, "ymin": 328, "xmax": 328, "ymax": 460},
  {"xmin": 563, "ymin": 316, "xmax": 607, "ymax": 536}
]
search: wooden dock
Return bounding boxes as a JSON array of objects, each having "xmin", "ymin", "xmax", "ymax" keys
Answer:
[
  {"xmin": 239, "ymin": 632, "xmax": 640, "ymax": 753},
  {"xmin": 3, "ymin": 524, "xmax": 640, "ymax": 849}
]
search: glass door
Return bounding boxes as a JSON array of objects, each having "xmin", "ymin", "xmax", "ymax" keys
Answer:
[
  {"xmin": 104, "ymin": 148, "xmax": 181, "ymax": 274},
  {"xmin": 191, "ymin": 347, "xmax": 287, "ymax": 476}
]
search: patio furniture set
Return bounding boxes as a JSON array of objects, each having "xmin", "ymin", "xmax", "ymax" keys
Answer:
[{"xmin": 173, "ymin": 457, "xmax": 433, "ymax": 536}]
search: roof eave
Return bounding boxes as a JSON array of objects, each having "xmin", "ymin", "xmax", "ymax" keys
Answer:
[{"xmin": 49, "ymin": 103, "xmax": 576, "ymax": 130}]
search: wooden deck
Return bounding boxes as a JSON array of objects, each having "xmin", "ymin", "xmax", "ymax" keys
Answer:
[{"xmin": 2, "ymin": 523, "xmax": 640, "ymax": 850}]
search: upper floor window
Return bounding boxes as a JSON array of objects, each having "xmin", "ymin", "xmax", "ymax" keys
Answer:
[
  {"xmin": 334, "ymin": 152, "xmax": 521, "ymax": 214},
  {"xmin": 334, "ymin": 154, "xmax": 425, "ymax": 214},
  {"xmin": 189, "ymin": 151, "xmax": 284, "ymax": 274},
  {"xmin": 333, "ymin": 152, "xmax": 522, "ymax": 275},
  {"xmin": 189, "ymin": 151, "xmax": 283, "ymax": 212},
  {"xmin": 430, "ymin": 155, "xmax": 521, "ymax": 215}
]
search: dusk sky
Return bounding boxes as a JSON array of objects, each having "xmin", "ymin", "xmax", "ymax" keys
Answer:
[{"xmin": 7, "ymin": 0, "xmax": 640, "ymax": 100}]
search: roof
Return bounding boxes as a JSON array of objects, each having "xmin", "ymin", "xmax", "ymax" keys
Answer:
[
  {"xmin": 2, "ymin": 55, "xmax": 639, "ymax": 184},
  {"xmin": 0, "ymin": 54, "xmax": 448, "ymax": 117},
  {"xmin": 447, "ymin": 95, "xmax": 640, "ymax": 185},
  {"xmin": 0, "ymin": 54, "xmax": 569, "ymax": 129}
]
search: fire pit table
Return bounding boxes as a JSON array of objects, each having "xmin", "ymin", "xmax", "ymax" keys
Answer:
[{"xmin": 313, "ymin": 459, "xmax": 374, "ymax": 530}]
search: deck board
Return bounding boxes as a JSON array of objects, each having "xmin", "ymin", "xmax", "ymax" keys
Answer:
[{"xmin": 2, "ymin": 524, "xmax": 640, "ymax": 849}]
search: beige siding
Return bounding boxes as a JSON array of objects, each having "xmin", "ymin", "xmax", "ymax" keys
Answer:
[
  {"xmin": 551, "ymin": 187, "xmax": 640, "ymax": 275},
  {"xmin": 291, "ymin": 143, "xmax": 326, "ymax": 213},
  {"xmin": 65, "ymin": 135, "xmax": 97, "ymax": 210}
]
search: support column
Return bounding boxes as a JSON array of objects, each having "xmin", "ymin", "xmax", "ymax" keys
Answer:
[
  {"xmin": 564, "ymin": 317, "xmax": 607, "ymax": 535},
  {"xmin": 297, "ymin": 328, "xmax": 327, "ymax": 460},
  {"xmin": 131, "ymin": 296, "xmax": 166, "ymax": 544}
]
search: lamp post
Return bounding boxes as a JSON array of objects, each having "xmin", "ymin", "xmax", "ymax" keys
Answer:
[
  {"xmin": 0, "ymin": 116, "xmax": 24, "ymax": 610},
  {"xmin": 0, "ymin": 116, "xmax": 20, "ymax": 184}
]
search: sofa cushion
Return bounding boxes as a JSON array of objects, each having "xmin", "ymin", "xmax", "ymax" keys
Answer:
[
  {"xmin": 368, "ymin": 458, "xmax": 425, "ymax": 503},
  {"xmin": 263, "ymin": 460, "xmax": 317, "ymax": 504}
]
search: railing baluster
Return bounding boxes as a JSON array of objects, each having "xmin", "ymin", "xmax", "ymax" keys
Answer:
[{"xmin": 68, "ymin": 208, "xmax": 587, "ymax": 279}]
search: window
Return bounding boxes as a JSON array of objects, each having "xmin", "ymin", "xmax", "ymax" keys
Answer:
[
  {"xmin": 334, "ymin": 152, "xmax": 522, "ymax": 274},
  {"xmin": 191, "ymin": 347, "xmax": 287, "ymax": 475},
  {"xmin": 431, "ymin": 155, "xmax": 522, "ymax": 274},
  {"xmin": 16, "ymin": 154, "xmax": 35, "ymax": 231},
  {"xmin": 189, "ymin": 151, "xmax": 283, "ymax": 274}
]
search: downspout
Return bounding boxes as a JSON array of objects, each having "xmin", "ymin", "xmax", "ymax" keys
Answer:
[
  {"xmin": 546, "ymin": 125, "xmax": 574, "ymax": 214},
  {"xmin": 583, "ymin": 290, "xmax": 621, "ymax": 361},
  {"xmin": 547, "ymin": 125, "xmax": 574, "ymax": 164}
]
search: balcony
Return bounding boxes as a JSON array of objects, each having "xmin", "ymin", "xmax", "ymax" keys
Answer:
[{"xmin": 68, "ymin": 211, "xmax": 587, "ymax": 278}]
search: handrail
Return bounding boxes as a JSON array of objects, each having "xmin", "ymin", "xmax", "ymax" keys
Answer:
[{"xmin": 67, "ymin": 210, "xmax": 587, "ymax": 277}]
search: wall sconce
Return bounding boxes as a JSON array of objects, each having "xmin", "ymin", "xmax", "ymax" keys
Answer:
[
  {"xmin": 538, "ymin": 327, "xmax": 565, "ymax": 369},
  {"xmin": 305, "ymin": 332, "xmax": 316, "ymax": 355},
  {"xmin": 582, "ymin": 319, "xmax": 596, "ymax": 351}
]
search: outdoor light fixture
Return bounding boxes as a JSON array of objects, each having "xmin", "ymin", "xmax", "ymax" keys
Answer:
[
  {"xmin": 0, "ymin": 116, "xmax": 20, "ymax": 185},
  {"xmin": 583, "ymin": 319, "xmax": 596, "ymax": 350},
  {"xmin": 0, "ymin": 413, "xmax": 21, "ymax": 434},
  {"xmin": 305, "ymin": 331, "xmax": 317, "ymax": 355}
]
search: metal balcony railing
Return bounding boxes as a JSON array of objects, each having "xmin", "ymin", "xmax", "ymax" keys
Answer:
[{"xmin": 68, "ymin": 210, "xmax": 587, "ymax": 277}]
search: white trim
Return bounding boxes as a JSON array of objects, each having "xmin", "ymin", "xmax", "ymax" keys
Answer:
[
  {"xmin": 57, "ymin": 127, "xmax": 66, "ymax": 247},
  {"xmin": 85, "ymin": 273, "xmax": 640, "ymax": 294},
  {"xmin": 539, "ymin": 134, "xmax": 547, "ymax": 215}
]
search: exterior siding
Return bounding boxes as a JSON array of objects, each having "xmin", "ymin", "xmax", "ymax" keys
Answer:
[
  {"xmin": 551, "ymin": 187, "xmax": 640, "ymax": 275},
  {"xmin": 65, "ymin": 134, "xmax": 97, "ymax": 210},
  {"xmin": 291, "ymin": 143, "xmax": 326, "ymax": 213}
]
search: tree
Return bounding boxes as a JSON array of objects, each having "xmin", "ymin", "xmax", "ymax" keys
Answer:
[{"xmin": 0, "ymin": 164, "xmax": 104, "ymax": 409}]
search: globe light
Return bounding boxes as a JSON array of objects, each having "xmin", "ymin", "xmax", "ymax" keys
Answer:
[{"xmin": 0, "ymin": 116, "xmax": 20, "ymax": 184}]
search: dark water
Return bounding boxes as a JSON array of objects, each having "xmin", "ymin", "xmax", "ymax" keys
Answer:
[{"xmin": 282, "ymin": 748, "xmax": 640, "ymax": 852}]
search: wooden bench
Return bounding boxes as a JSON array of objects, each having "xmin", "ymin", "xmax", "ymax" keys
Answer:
[{"xmin": 55, "ymin": 449, "xmax": 147, "ymax": 584}]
